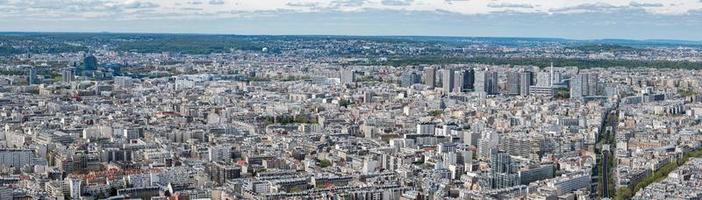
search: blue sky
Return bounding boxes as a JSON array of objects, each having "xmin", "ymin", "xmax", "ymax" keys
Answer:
[{"xmin": 0, "ymin": 0, "xmax": 701, "ymax": 40}]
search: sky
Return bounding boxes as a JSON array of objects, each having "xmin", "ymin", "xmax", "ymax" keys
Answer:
[{"xmin": 0, "ymin": 0, "xmax": 701, "ymax": 40}]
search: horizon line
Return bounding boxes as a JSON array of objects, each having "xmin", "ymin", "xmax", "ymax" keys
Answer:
[{"xmin": 2, "ymin": 31, "xmax": 701, "ymax": 43}]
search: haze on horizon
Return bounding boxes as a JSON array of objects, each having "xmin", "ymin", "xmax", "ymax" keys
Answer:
[{"xmin": 1, "ymin": 0, "xmax": 702, "ymax": 41}]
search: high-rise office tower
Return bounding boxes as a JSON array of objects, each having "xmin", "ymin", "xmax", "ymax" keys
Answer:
[
  {"xmin": 340, "ymin": 70, "xmax": 355, "ymax": 85},
  {"xmin": 571, "ymin": 74, "xmax": 586, "ymax": 99},
  {"xmin": 587, "ymin": 73, "xmax": 599, "ymax": 96},
  {"xmin": 453, "ymin": 71, "xmax": 464, "ymax": 93},
  {"xmin": 463, "ymin": 68, "xmax": 475, "ymax": 91},
  {"xmin": 442, "ymin": 69, "xmax": 454, "ymax": 93},
  {"xmin": 547, "ymin": 62, "xmax": 564, "ymax": 85},
  {"xmin": 423, "ymin": 67, "xmax": 436, "ymax": 88},
  {"xmin": 536, "ymin": 72, "xmax": 552, "ymax": 87},
  {"xmin": 474, "ymin": 70, "xmax": 498, "ymax": 95},
  {"xmin": 62, "ymin": 68, "xmax": 74, "ymax": 82},
  {"xmin": 506, "ymin": 72, "xmax": 521, "ymax": 95},
  {"xmin": 519, "ymin": 72, "xmax": 533, "ymax": 96},
  {"xmin": 27, "ymin": 68, "xmax": 37, "ymax": 85},
  {"xmin": 485, "ymin": 71, "xmax": 499, "ymax": 95},
  {"xmin": 401, "ymin": 72, "xmax": 421, "ymax": 87},
  {"xmin": 474, "ymin": 70, "xmax": 485, "ymax": 93},
  {"xmin": 83, "ymin": 54, "xmax": 98, "ymax": 71},
  {"xmin": 571, "ymin": 73, "xmax": 601, "ymax": 99},
  {"xmin": 549, "ymin": 62, "xmax": 554, "ymax": 85},
  {"xmin": 453, "ymin": 69, "xmax": 474, "ymax": 93}
]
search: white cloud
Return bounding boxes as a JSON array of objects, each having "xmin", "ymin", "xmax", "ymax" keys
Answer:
[
  {"xmin": 487, "ymin": 2, "xmax": 534, "ymax": 9},
  {"xmin": 630, "ymin": 2, "xmax": 664, "ymax": 7},
  {"xmin": 381, "ymin": 0, "xmax": 414, "ymax": 6},
  {"xmin": 122, "ymin": 1, "xmax": 160, "ymax": 9},
  {"xmin": 208, "ymin": 0, "xmax": 225, "ymax": 5},
  {"xmin": 0, "ymin": 0, "xmax": 701, "ymax": 19}
]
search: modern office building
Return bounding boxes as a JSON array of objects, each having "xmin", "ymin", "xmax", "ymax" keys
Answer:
[
  {"xmin": 401, "ymin": 71, "xmax": 421, "ymax": 87},
  {"xmin": 423, "ymin": 67, "xmax": 436, "ymax": 88},
  {"xmin": 27, "ymin": 68, "xmax": 37, "ymax": 85},
  {"xmin": 442, "ymin": 69, "xmax": 454, "ymax": 93},
  {"xmin": 416, "ymin": 123, "xmax": 436, "ymax": 135},
  {"xmin": 208, "ymin": 162, "xmax": 242, "ymax": 185},
  {"xmin": 340, "ymin": 70, "xmax": 355, "ymax": 85},
  {"xmin": 83, "ymin": 55, "xmax": 98, "ymax": 71},
  {"xmin": 208, "ymin": 145, "xmax": 232, "ymax": 162},
  {"xmin": 450, "ymin": 69, "xmax": 475, "ymax": 93},
  {"xmin": 453, "ymin": 71, "xmax": 464, "ymax": 93},
  {"xmin": 62, "ymin": 68, "xmax": 74, "ymax": 82},
  {"xmin": 474, "ymin": 70, "xmax": 498, "ymax": 95},
  {"xmin": 570, "ymin": 74, "xmax": 586, "ymax": 99},
  {"xmin": 506, "ymin": 72, "xmax": 521, "ymax": 95},
  {"xmin": 0, "ymin": 149, "xmax": 34, "ymax": 169},
  {"xmin": 519, "ymin": 164, "xmax": 555, "ymax": 185},
  {"xmin": 519, "ymin": 71, "xmax": 533, "ymax": 96},
  {"xmin": 571, "ymin": 73, "xmax": 601, "ymax": 99},
  {"xmin": 475, "ymin": 70, "xmax": 485, "ymax": 94},
  {"xmin": 460, "ymin": 69, "xmax": 475, "ymax": 92},
  {"xmin": 481, "ymin": 151, "xmax": 521, "ymax": 189},
  {"xmin": 485, "ymin": 71, "xmax": 499, "ymax": 95},
  {"xmin": 537, "ymin": 72, "xmax": 552, "ymax": 87},
  {"xmin": 529, "ymin": 86, "xmax": 556, "ymax": 96}
]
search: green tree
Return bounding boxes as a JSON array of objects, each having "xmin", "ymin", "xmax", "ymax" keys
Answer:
[
  {"xmin": 319, "ymin": 159, "xmax": 332, "ymax": 168},
  {"xmin": 428, "ymin": 110, "xmax": 443, "ymax": 117},
  {"xmin": 615, "ymin": 188, "xmax": 632, "ymax": 200}
]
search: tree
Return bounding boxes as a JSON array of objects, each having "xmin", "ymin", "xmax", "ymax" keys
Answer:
[
  {"xmin": 319, "ymin": 159, "xmax": 332, "ymax": 168},
  {"xmin": 97, "ymin": 192, "xmax": 109, "ymax": 199},
  {"xmin": 109, "ymin": 187, "xmax": 118, "ymax": 196},
  {"xmin": 289, "ymin": 186, "xmax": 303, "ymax": 193},
  {"xmin": 428, "ymin": 110, "xmax": 443, "ymax": 117},
  {"xmin": 339, "ymin": 99, "xmax": 353, "ymax": 108},
  {"xmin": 615, "ymin": 188, "xmax": 632, "ymax": 200}
]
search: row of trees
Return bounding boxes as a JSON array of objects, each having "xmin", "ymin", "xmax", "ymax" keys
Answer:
[
  {"xmin": 116, "ymin": 39, "xmax": 262, "ymax": 54},
  {"xmin": 615, "ymin": 147, "xmax": 702, "ymax": 199}
]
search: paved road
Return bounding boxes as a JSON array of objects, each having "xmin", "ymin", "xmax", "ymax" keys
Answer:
[{"xmin": 603, "ymin": 149, "xmax": 609, "ymax": 198}]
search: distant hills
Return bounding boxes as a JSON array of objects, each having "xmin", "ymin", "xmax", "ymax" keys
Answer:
[
  {"xmin": 1, "ymin": 32, "xmax": 701, "ymax": 48},
  {"xmin": 1, "ymin": 32, "xmax": 702, "ymax": 56}
]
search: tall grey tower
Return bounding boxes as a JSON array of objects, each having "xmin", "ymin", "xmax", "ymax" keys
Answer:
[
  {"xmin": 485, "ymin": 71, "xmax": 499, "ymax": 95},
  {"xmin": 506, "ymin": 72, "xmax": 521, "ymax": 95},
  {"xmin": 423, "ymin": 67, "xmax": 436, "ymax": 88},
  {"xmin": 340, "ymin": 70, "xmax": 355, "ymax": 85},
  {"xmin": 571, "ymin": 73, "xmax": 601, "ymax": 99},
  {"xmin": 474, "ymin": 69, "xmax": 498, "ymax": 95},
  {"xmin": 27, "ymin": 68, "xmax": 38, "ymax": 85},
  {"xmin": 550, "ymin": 62, "xmax": 554, "ymax": 86},
  {"xmin": 442, "ymin": 69, "xmax": 454, "ymax": 93},
  {"xmin": 519, "ymin": 72, "xmax": 533, "ymax": 96},
  {"xmin": 453, "ymin": 69, "xmax": 475, "ymax": 93}
]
